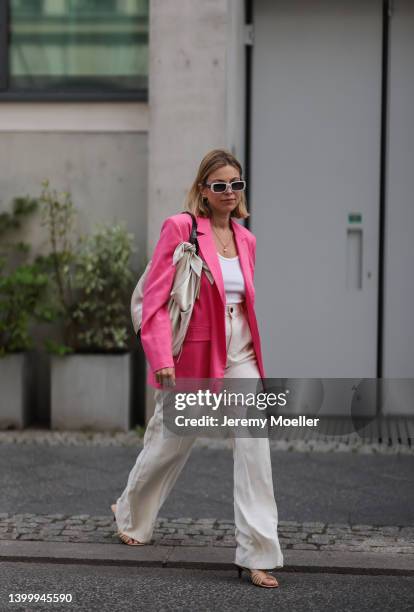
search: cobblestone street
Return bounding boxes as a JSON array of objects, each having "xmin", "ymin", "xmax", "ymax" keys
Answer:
[{"xmin": 1, "ymin": 513, "xmax": 413, "ymax": 555}]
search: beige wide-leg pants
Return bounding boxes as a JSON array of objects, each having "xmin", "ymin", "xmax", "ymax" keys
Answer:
[{"xmin": 115, "ymin": 301, "xmax": 284, "ymax": 570}]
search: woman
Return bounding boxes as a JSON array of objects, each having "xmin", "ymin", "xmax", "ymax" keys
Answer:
[{"xmin": 111, "ymin": 149, "xmax": 283, "ymax": 588}]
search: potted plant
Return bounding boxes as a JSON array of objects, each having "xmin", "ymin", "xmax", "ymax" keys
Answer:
[
  {"xmin": 0, "ymin": 197, "xmax": 53, "ymax": 429},
  {"xmin": 36, "ymin": 180, "xmax": 137, "ymax": 431}
]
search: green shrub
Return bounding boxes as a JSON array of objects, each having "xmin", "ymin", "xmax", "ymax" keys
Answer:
[
  {"xmin": 34, "ymin": 179, "xmax": 79, "ymax": 352},
  {"xmin": 35, "ymin": 180, "xmax": 136, "ymax": 353},
  {"xmin": 0, "ymin": 195, "xmax": 54, "ymax": 356},
  {"xmin": 72, "ymin": 223, "xmax": 135, "ymax": 351},
  {"xmin": 0, "ymin": 259, "xmax": 52, "ymax": 355}
]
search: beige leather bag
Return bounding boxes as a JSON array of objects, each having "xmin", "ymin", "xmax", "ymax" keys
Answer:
[{"xmin": 131, "ymin": 213, "xmax": 214, "ymax": 360}]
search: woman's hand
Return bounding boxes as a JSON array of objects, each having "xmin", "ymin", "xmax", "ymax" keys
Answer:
[{"xmin": 155, "ymin": 366, "xmax": 176, "ymax": 387}]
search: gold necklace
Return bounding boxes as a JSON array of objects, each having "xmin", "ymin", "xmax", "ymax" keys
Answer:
[{"xmin": 212, "ymin": 225, "xmax": 233, "ymax": 254}]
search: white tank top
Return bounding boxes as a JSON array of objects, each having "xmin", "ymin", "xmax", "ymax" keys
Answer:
[{"xmin": 217, "ymin": 253, "xmax": 246, "ymax": 304}]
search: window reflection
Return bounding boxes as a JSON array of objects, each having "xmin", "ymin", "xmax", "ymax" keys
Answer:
[{"xmin": 9, "ymin": 0, "xmax": 149, "ymax": 93}]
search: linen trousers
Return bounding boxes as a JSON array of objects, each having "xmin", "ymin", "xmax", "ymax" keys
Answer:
[{"xmin": 114, "ymin": 301, "xmax": 284, "ymax": 570}]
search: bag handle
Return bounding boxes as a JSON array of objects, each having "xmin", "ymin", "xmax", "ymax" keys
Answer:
[{"xmin": 181, "ymin": 211, "xmax": 199, "ymax": 256}]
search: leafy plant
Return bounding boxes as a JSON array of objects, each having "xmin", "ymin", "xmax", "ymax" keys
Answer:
[
  {"xmin": 35, "ymin": 180, "xmax": 136, "ymax": 353},
  {"xmin": 72, "ymin": 223, "xmax": 136, "ymax": 351},
  {"xmin": 1, "ymin": 181, "xmax": 138, "ymax": 355},
  {"xmin": 0, "ymin": 196, "xmax": 38, "ymax": 260},
  {"xmin": 34, "ymin": 179, "xmax": 80, "ymax": 351},
  {"xmin": 0, "ymin": 259, "xmax": 53, "ymax": 356},
  {"xmin": 0, "ymin": 196, "xmax": 53, "ymax": 356}
]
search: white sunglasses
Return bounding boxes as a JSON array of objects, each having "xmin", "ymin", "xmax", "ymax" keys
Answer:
[{"xmin": 204, "ymin": 180, "xmax": 246, "ymax": 194}]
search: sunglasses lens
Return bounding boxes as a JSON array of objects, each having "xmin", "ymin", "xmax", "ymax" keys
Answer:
[
  {"xmin": 212, "ymin": 183, "xmax": 227, "ymax": 193},
  {"xmin": 231, "ymin": 181, "xmax": 245, "ymax": 191}
]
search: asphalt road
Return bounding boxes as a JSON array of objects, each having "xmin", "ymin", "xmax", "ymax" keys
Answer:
[
  {"xmin": 1, "ymin": 445, "xmax": 413, "ymax": 525},
  {"xmin": 1, "ymin": 562, "xmax": 413, "ymax": 612}
]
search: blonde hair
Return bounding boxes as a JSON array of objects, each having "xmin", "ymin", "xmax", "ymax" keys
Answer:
[{"xmin": 183, "ymin": 149, "xmax": 249, "ymax": 219}]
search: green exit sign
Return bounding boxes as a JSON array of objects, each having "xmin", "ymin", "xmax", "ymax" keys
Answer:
[{"xmin": 348, "ymin": 213, "xmax": 362, "ymax": 224}]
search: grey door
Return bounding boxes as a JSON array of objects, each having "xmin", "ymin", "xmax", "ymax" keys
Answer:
[
  {"xmin": 251, "ymin": 0, "xmax": 383, "ymax": 380},
  {"xmin": 383, "ymin": 0, "xmax": 414, "ymax": 378},
  {"xmin": 381, "ymin": 0, "xmax": 414, "ymax": 414}
]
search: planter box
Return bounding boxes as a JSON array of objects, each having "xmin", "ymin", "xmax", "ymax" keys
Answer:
[
  {"xmin": 51, "ymin": 353, "xmax": 131, "ymax": 432},
  {"xmin": 0, "ymin": 353, "xmax": 30, "ymax": 429}
]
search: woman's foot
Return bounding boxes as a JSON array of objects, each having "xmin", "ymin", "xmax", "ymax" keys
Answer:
[
  {"xmin": 236, "ymin": 565, "xmax": 279, "ymax": 588},
  {"xmin": 110, "ymin": 504, "xmax": 145, "ymax": 546}
]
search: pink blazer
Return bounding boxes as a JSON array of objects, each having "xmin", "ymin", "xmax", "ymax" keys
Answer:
[{"xmin": 140, "ymin": 213, "xmax": 266, "ymax": 389}]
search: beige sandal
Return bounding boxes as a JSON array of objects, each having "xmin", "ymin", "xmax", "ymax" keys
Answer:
[
  {"xmin": 235, "ymin": 564, "xmax": 279, "ymax": 588},
  {"xmin": 110, "ymin": 504, "xmax": 145, "ymax": 546}
]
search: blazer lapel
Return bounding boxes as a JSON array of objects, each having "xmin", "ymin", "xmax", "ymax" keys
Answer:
[
  {"xmin": 196, "ymin": 216, "xmax": 226, "ymax": 305},
  {"xmin": 196, "ymin": 216, "xmax": 252, "ymax": 307},
  {"xmin": 231, "ymin": 218, "xmax": 254, "ymax": 309}
]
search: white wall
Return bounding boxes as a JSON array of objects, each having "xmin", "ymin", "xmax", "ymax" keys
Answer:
[{"xmin": 0, "ymin": 130, "xmax": 148, "ymax": 274}]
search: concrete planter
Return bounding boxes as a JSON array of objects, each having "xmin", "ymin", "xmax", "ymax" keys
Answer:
[
  {"xmin": 0, "ymin": 353, "xmax": 30, "ymax": 429},
  {"xmin": 51, "ymin": 352, "xmax": 131, "ymax": 432}
]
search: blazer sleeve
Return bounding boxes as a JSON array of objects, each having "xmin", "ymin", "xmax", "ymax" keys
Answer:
[{"xmin": 140, "ymin": 217, "xmax": 184, "ymax": 374}]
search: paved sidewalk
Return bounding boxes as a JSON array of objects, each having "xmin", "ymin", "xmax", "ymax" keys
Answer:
[
  {"xmin": 1, "ymin": 540, "xmax": 414, "ymax": 575},
  {"xmin": 1, "ymin": 541, "xmax": 413, "ymax": 577}
]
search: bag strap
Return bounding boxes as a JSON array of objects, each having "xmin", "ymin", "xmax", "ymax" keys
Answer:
[{"xmin": 181, "ymin": 211, "xmax": 199, "ymax": 256}]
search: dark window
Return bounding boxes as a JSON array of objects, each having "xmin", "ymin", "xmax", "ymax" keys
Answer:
[{"xmin": 0, "ymin": 0, "xmax": 149, "ymax": 100}]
